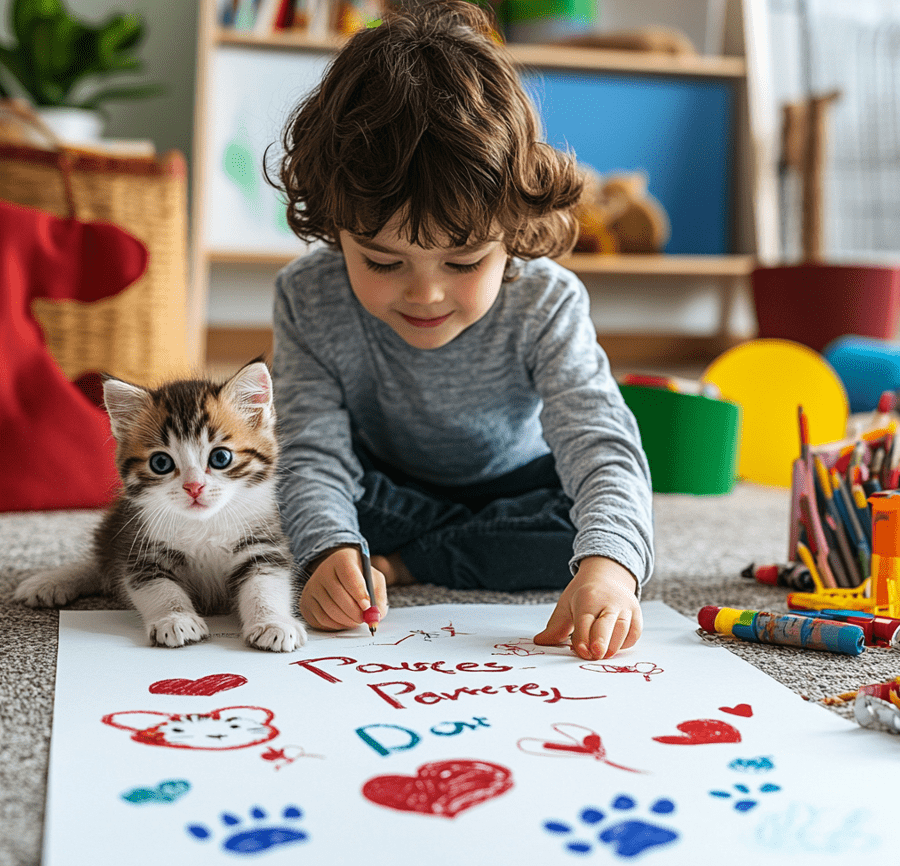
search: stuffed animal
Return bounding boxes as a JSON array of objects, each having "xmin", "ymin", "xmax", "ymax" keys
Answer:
[{"xmin": 574, "ymin": 166, "xmax": 670, "ymax": 254}]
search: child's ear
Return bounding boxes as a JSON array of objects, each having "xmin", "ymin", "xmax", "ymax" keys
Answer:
[
  {"xmin": 102, "ymin": 377, "xmax": 151, "ymax": 440},
  {"xmin": 222, "ymin": 360, "xmax": 274, "ymax": 428}
]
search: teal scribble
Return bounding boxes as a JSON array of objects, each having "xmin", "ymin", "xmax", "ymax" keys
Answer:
[
  {"xmin": 729, "ymin": 756, "xmax": 775, "ymax": 773},
  {"xmin": 122, "ymin": 779, "xmax": 191, "ymax": 805}
]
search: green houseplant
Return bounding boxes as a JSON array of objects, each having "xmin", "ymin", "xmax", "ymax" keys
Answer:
[{"xmin": 0, "ymin": 0, "xmax": 163, "ymax": 140}]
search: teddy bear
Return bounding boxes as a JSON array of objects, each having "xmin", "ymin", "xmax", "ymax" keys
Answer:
[{"xmin": 573, "ymin": 166, "xmax": 671, "ymax": 254}]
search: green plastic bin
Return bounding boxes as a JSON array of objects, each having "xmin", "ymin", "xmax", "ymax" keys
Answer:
[{"xmin": 619, "ymin": 384, "xmax": 742, "ymax": 495}]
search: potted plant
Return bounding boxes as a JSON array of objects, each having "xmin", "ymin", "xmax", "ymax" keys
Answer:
[{"xmin": 0, "ymin": 0, "xmax": 163, "ymax": 142}]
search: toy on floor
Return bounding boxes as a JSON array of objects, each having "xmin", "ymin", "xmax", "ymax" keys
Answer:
[
  {"xmin": 824, "ymin": 335, "xmax": 900, "ymax": 414},
  {"xmin": 701, "ymin": 338, "xmax": 848, "ymax": 487},
  {"xmin": 854, "ymin": 678, "xmax": 900, "ymax": 734}
]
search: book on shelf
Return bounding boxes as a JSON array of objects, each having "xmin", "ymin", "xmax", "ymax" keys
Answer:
[{"xmin": 220, "ymin": 0, "xmax": 386, "ymax": 37}]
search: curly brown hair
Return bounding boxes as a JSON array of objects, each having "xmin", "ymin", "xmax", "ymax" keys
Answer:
[{"xmin": 271, "ymin": 0, "xmax": 583, "ymax": 261}]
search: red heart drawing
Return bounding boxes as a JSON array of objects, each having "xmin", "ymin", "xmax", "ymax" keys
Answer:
[
  {"xmin": 652, "ymin": 719, "xmax": 742, "ymax": 745},
  {"xmin": 719, "ymin": 703, "xmax": 753, "ymax": 717},
  {"xmin": 362, "ymin": 760, "xmax": 513, "ymax": 818},
  {"xmin": 148, "ymin": 674, "xmax": 248, "ymax": 696}
]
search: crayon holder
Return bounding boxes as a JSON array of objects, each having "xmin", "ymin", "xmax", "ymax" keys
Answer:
[{"xmin": 619, "ymin": 384, "xmax": 741, "ymax": 495}]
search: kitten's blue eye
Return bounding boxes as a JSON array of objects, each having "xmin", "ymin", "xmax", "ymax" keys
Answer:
[
  {"xmin": 208, "ymin": 447, "xmax": 233, "ymax": 470},
  {"xmin": 149, "ymin": 452, "xmax": 174, "ymax": 475}
]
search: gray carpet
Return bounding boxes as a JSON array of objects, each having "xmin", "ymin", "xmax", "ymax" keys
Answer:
[{"xmin": 2, "ymin": 483, "xmax": 896, "ymax": 866}]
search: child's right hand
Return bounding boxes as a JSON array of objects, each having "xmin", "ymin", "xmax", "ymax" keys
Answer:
[{"xmin": 299, "ymin": 545, "xmax": 388, "ymax": 631}]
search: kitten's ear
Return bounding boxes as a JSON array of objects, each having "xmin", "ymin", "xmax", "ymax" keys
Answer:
[
  {"xmin": 222, "ymin": 361, "xmax": 273, "ymax": 428},
  {"xmin": 101, "ymin": 710, "xmax": 170, "ymax": 732},
  {"xmin": 102, "ymin": 377, "xmax": 151, "ymax": 439}
]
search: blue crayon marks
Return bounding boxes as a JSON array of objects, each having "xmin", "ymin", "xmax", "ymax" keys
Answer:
[
  {"xmin": 710, "ymin": 782, "xmax": 781, "ymax": 812},
  {"xmin": 544, "ymin": 796, "xmax": 679, "ymax": 858},
  {"xmin": 187, "ymin": 805, "xmax": 307, "ymax": 855},
  {"xmin": 122, "ymin": 779, "xmax": 190, "ymax": 805}
]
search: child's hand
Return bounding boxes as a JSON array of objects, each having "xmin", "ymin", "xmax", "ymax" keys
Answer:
[
  {"xmin": 533, "ymin": 557, "xmax": 642, "ymax": 661},
  {"xmin": 299, "ymin": 545, "xmax": 388, "ymax": 631}
]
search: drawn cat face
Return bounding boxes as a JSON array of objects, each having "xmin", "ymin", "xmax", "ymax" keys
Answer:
[
  {"xmin": 101, "ymin": 706, "xmax": 279, "ymax": 751},
  {"xmin": 102, "ymin": 361, "xmax": 277, "ymax": 521}
]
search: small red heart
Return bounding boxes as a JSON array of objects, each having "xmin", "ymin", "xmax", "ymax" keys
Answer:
[
  {"xmin": 652, "ymin": 719, "xmax": 742, "ymax": 745},
  {"xmin": 149, "ymin": 674, "xmax": 247, "ymax": 696},
  {"xmin": 719, "ymin": 703, "xmax": 753, "ymax": 717},
  {"xmin": 362, "ymin": 760, "xmax": 513, "ymax": 818}
]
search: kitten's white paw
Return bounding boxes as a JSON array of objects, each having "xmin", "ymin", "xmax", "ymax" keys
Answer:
[
  {"xmin": 148, "ymin": 612, "xmax": 209, "ymax": 647},
  {"xmin": 14, "ymin": 573, "xmax": 80, "ymax": 608},
  {"xmin": 243, "ymin": 617, "xmax": 308, "ymax": 652}
]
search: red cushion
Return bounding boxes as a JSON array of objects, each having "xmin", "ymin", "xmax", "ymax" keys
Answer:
[{"xmin": 0, "ymin": 198, "xmax": 148, "ymax": 512}]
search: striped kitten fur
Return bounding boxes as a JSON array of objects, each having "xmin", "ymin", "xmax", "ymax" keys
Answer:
[{"xmin": 15, "ymin": 361, "xmax": 307, "ymax": 652}]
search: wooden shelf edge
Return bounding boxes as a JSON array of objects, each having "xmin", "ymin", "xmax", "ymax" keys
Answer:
[
  {"xmin": 216, "ymin": 29, "xmax": 746, "ymax": 78},
  {"xmin": 556, "ymin": 253, "xmax": 756, "ymax": 277},
  {"xmin": 206, "ymin": 249, "xmax": 756, "ymax": 278}
]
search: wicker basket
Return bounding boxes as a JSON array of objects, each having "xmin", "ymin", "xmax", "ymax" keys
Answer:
[{"xmin": 0, "ymin": 101, "xmax": 191, "ymax": 387}]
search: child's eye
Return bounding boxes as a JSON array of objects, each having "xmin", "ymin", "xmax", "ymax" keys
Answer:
[
  {"xmin": 363, "ymin": 257, "xmax": 402, "ymax": 273},
  {"xmin": 447, "ymin": 258, "xmax": 485, "ymax": 274}
]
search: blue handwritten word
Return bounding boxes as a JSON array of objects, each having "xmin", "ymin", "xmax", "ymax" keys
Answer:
[{"xmin": 356, "ymin": 717, "xmax": 490, "ymax": 756}]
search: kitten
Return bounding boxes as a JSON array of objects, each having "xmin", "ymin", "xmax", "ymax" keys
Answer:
[{"xmin": 15, "ymin": 361, "xmax": 307, "ymax": 652}]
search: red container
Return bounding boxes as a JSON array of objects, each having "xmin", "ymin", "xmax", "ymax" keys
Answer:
[{"xmin": 752, "ymin": 263, "xmax": 900, "ymax": 354}]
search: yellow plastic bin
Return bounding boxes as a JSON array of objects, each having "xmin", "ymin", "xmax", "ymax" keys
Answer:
[{"xmin": 620, "ymin": 384, "xmax": 741, "ymax": 495}]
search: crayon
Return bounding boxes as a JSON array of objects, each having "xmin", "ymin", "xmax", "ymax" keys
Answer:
[
  {"xmin": 813, "ymin": 455, "xmax": 859, "ymax": 586},
  {"xmin": 697, "ymin": 606, "xmax": 866, "ymax": 656},
  {"xmin": 789, "ymin": 608, "xmax": 900, "ymax": 648},
  {"xmin": 740, "ymin": 562, "xmax": 814, "ymax": 592},
  {"xmin": 799, "ymin": 494, "xmax": 838, "ymax": 588},
  {"xmin": 795, "ymin": 541, "xmax": 823, "ymax": 591},
  {"xmin": 359, "ymin": 539, "xmax": 381, "ymax": 636}
]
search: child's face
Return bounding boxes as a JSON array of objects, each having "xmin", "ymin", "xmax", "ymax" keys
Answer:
[{"xmin": 339, "ymin": 219, "xmax": 507, "ymax": 350}]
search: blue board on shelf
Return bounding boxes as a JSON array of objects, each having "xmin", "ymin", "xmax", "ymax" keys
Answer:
[{"xmin": 521, "ymin": 71, "xmax": 735, "ymax": 255}]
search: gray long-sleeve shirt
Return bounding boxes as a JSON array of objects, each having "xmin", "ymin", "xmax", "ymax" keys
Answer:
[{"xmin": 272, "ymin": 247, "xmax": 654, "ymax": 590}]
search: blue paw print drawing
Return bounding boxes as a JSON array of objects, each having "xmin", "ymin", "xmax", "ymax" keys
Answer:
[
  {"xmin": 187, "ymin": 805, "xmax": 307, "ymax": 855},
  {"xmin": 710, "ymin": 782, "xmax": 781, "ymax": 812},
  {"xmin": 544, "ymin": 795, "xmax": 679, "ymax": 858}
]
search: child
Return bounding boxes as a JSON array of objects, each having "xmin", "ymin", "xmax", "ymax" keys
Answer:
[{"xmin": 270, "ymin": 0, "xmax": 653, "ymax": 661}]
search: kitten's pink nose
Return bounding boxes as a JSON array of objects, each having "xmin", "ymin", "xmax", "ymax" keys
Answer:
[{"xmin": 183, "ymin": 481, "xmax": 205, "ymax": 499}]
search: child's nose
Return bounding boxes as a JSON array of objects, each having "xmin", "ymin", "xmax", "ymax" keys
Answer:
[{"xmin": 404, "ymin": 274, "xmax": 444, "ymax": 305}]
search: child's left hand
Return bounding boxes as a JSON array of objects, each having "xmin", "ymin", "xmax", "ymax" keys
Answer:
[{"xmin": 533, "ymin": 556, "xmax": 642, "ymax": 661}]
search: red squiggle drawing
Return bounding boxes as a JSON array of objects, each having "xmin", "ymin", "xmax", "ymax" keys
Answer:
[
  {"xmin": 580, "ymin": 662, "xmax": 664, "ymax": 682},
  {"xmin": 492, "ymin": 639, "xmax": 546, "ymax": 657},
  {"xmin": 377, "ymin": 623, "xmax": 469, "ymax": 646},
  {"xmin": 517, "ymin": 723, "xmax": 646, "ymax": 773},
  {"xmin": 261, "ymin": 745, "xmax": 325, "ymax": 770}
]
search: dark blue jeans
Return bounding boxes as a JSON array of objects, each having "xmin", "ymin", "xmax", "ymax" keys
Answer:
[{"xmin": 355, "ymin": 446, "xmax": 576, "ymax": 591}]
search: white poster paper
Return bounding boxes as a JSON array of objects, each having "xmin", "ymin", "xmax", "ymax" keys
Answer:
[{"xmin": 44, "ymin": 602, "xmax": 893, "ymax": 864}]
